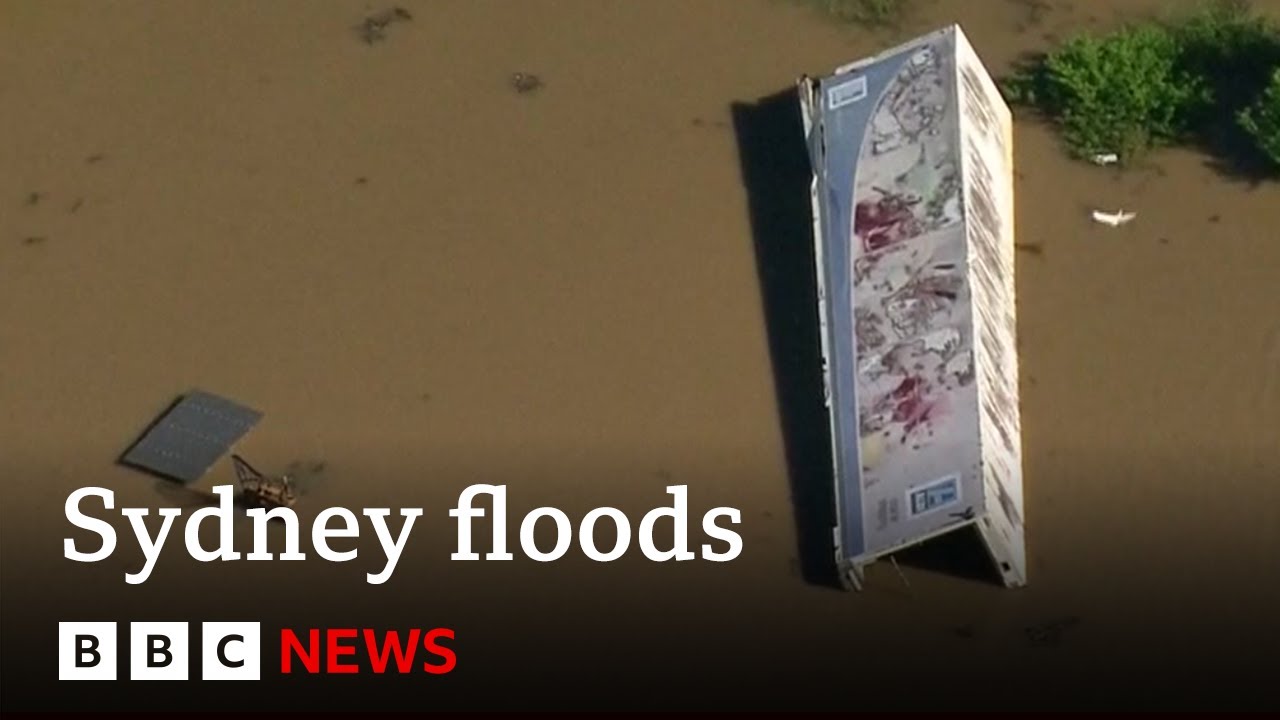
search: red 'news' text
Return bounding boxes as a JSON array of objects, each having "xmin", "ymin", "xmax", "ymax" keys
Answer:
[{"xmin": 280, "ymin": 628, "xmax": 456, "ymax": 674}]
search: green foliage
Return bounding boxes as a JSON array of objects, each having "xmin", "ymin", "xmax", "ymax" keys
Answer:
[
  {"xmin": 1023, "ymin": 25, "xmax": 1207, "ymax": 161},
  {"xmin": 1239, "ymin": 68, "xmax": 1280, "ymax": 166},
  {"xmin": 1003, "ymin": 1, "xmax": 1280, "ymax": 173},
  {"xmin": 810, "ymin": 0, "xmax": 904, "ymax": 26},
  {"xmin": 1173, "ymin": 1, "xmax": 1280, "ymax": 131}
]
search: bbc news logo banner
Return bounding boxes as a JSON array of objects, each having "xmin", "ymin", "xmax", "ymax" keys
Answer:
[{"xmin": 58, "ymin": 622, "xmax": 456, "ymax": 680}]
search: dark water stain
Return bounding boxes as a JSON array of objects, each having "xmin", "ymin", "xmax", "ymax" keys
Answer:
[{"xmin": 1024, "ymin": 615, "xmax": 1083, "ymax": 648}]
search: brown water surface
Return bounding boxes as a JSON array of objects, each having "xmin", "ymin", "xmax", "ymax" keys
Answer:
[{"xmin": 2, "ymin": 0, "xmax": 1279, "ymax": 711}]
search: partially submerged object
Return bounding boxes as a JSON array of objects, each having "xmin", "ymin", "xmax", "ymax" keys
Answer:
[
  {"xmin": 232, "ymin": 454, "xmax": 298, "ymax": 510},
  {"xmin": 121, "ymin": 390, "xmax": 307, "ymax": 511},
  {"xmin": 357, "ymin": 6, "xmax": 412, "ymax": 44},
  {"xmin": 121, "ymin": 390, "xmax": 263, "ymax": 484},
  {"xmin": 798, "ymin": 25, "xmax": 1027, "ymax": 590},
  {"xmin": 510, "ymin": 72, "xmax": 544, "ymax": 95},
  {"xmin": 1091, "ymin": 153, "xmax": 1119, "ymax": 166},
  {"xmin": 1091, "ymin": 209, "xmax": 1136, "ymax": 226}
]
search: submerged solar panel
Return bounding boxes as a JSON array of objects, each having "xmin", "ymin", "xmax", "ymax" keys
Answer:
[
  {"xmin": 797, "ymin": 25, "xmax": 1026, "ymax": 590},
  {"xmin": 121, "ymin": 391, "xmax": 263, "ymax": 483}
]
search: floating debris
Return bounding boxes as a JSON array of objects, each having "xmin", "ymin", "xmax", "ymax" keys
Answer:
[
  {"xmin": 120, "ymin": 390, "xmax": 263, "ymax": 484},
  {"xmin": 357, "ymin": 7, "xmax": 412, "ymax": 45},
  {"xmin": 1090, "ymin": 152, "xmax": 1119, "ymax": 166},
  {"xmin": 510, "ymin": 72, "xmax": 544, "ymax": 95},
  {"xmin": 1091, "ymin": 209, "xmax": 1136, "ymax": 227},
  {"xmin": 86, "ymin": 153, "xmax": 106, "ymax": 164},
  {"xmin": 26, "ymin": 192, "xmax": 42, "ymax": 207},
  {"xmin": 233, "ymin": 454, "xmax": 299, "ymax": 511},
  {"xmin": 70, "ymin": 198, "xmax": 84, "ymax": 213},
  {"xmin": 888, "ymin": 554, "xmax": 910, "ymax": 588},
  {"xmin": 22, "ymin": 236, "xmax": 47, "ymax": 246}
]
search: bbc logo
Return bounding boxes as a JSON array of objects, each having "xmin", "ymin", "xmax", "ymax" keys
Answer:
[{"xmin": 58, "ymin": 621, "xmax": 261, "ymax": 680}]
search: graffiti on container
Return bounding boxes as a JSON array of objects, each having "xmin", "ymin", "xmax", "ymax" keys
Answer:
[
  {"xmin": 850, "ymin": 37, "xmax": 974, "ymax": 466},
  {"xmin": 852, "ymin": 41, "xmax": 964, "ymax": 255}
]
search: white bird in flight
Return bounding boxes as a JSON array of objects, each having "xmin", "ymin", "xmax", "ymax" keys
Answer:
[{"xmin": 1091, "ymin": 209, "xmax": 1137, "ymax": 227}]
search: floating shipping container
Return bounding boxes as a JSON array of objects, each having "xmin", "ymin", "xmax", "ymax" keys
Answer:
[{"xmin": 797, "ymin": 25, "xmax": 1026, "ymax": 590}]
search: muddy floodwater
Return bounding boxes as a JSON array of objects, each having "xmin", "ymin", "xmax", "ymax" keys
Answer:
[{"xmin": 2, "ymin": 0, "xmax": 1279, "ymax": 711}]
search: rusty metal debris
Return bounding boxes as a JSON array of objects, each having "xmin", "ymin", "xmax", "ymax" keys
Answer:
[{"xmin": 232, "ymin": 454, "xmax": 298, "ymax": 510}]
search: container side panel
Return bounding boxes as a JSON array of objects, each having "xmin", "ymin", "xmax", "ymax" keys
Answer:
[
  {"xmin": 798, "ymin": 79, "xmax": 850, "ymax": 561},
  {"xmin": 813, "ymin": 54, "xmax": 923, "ymax": 560},
  {"xmin": 810, "ymin": 28, "xmax": 994, "ymax": 563},
  {"xmin": 955, "ymin": 31, "xmax": 1026, "ymax": 580},
  {"xmin": 847, "ymin": 30, "xmax": 984, "ymax": 555}
]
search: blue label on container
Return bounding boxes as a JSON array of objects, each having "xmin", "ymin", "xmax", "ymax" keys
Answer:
[
  {"xmin": 908, "ymin": 474, "xmax": 961, "ymax": 517},
  {"xmin": 827, "ymin": 76, "xmax": 868, "ymax": 110}
]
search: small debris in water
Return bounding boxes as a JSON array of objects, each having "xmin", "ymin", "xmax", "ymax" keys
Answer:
[
  {"xmin": 22, "ymin": 236, "xmax": 47, "ymax": 246},
  {"xmin": 889, "ymin": 554, "xmax": 910, "ymax": 588},
  {"xmin": 26, "ymin": 192, "xmax": 42, "ymax": 207},
  {"xmin": 86, "ymin": 153, "xmax": 106, "ymax": 164},
  {"xmin": 357, "ymin": 7, "xmax": 412, "ymax": 45},
  {"xmin": 510, "ymin": 72, "xmax": 544, "ymax": 95},
  {"xmin": 70, "ymin": 198, "xmax": 84, "ymax": 213},
  {"xmin": 1014, "ymin": 242, "xmax": 1043, "ymax": 255},
  {"xmin": 1024, "ymin": 616, "xmax": 1081, "ymax": 648},
  {"xmin": 1090, "ymin": 152, "xmax": 1119, "ymax": 166},
  {"xmin": 355, "ymin": 176, "xmax": 368, "ymax": 185},
  {"xmin": 1208, "ymin": 214, "xmax": 1221, "ymax": 223}
]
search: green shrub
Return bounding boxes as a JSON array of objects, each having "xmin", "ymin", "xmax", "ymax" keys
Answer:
[
  {"xmin": 810, "ymin": 0, "xmax": 903, "ymax": 26},
  {"xmin": 1239, "ymin": 68, "xmax": 1280, "ymax": 166},
  {"xmin": 1172, "ymin": 0, "xmax": 1280, "ymax": 115},
  {"xmin": 1006, "ymin": 25, "xmax": 1209, "ymax": 162},
  {"xmin": 1001, "ymin": 2, "xmax": 1280, "ymax": 172}
]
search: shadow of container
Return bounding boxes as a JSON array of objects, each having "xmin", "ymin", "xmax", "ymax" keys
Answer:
[{"xmin": 730, "ymin": 90, "xmax": 841, "ymax": 590}]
